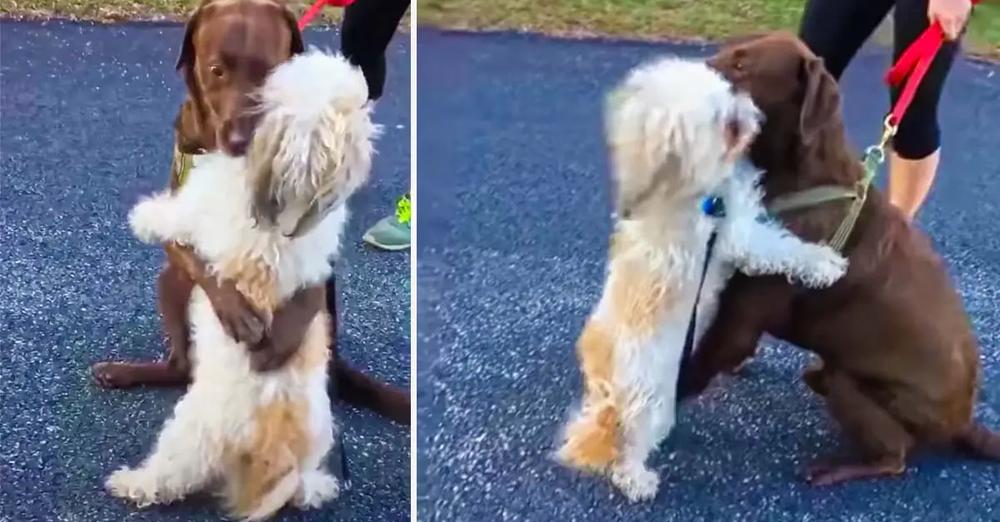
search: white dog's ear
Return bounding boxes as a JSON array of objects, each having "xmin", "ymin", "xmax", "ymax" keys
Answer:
[
  {"xmin": 723, "ymin": 119, "xmax": 753, "ymax": 160},
  {"xmin": 722, "ymin": 94, "xmax": 761, "ymax": 161}
]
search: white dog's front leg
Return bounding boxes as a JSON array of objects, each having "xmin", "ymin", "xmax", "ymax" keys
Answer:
[
  {"xmin": 128, "ymin": 191, "xmax": 186, "ymax": 244},
  {"xmin": 715, "ymin": 171, "xmax": 847, "ymax": 288},
  {"xmin": 724, "ymin": 218, "xmax": 847, "ymax": 288}
]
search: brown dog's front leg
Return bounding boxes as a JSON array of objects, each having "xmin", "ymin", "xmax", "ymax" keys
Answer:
[
  {"xmin": 158, "ymin": 260, "xmax": 196, "ymax": 375},
  {"xmin": 250, "ymin": 276, "xmax": 410, "ymax": 424},
  {"xmin": 679, "ymin": 278, "xmax": 789, "ymax": 399},
  {"xmin": 249, "ymin": 284, "xmax": 327, "ymax": 372},
  {"xmin": 92, "ymin": 243, "xmax": 263, "ymax": 389},
  {"xmin": 165, "ymin": 242, "xmax": 266, "ymax": 345},
  {"xmin": 91, "ymin": 262, "xmax": 194, "ymax": 389}
]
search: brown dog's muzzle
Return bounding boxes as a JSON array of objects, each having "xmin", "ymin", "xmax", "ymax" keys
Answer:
[
  {"xmin": 706, "ymin": 55, "xmax": 738, "ymax": 86},
  {"xmin": 220, "ymin": 103, "xmax": 262, "ymax": 157}
]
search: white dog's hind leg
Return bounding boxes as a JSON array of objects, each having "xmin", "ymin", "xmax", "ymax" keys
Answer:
[
  {"xmin": 105, "ymin": 390, "xmax": 220, "ymax": 507},
  {"xmin": 609, "ymin": 340, "xmax": 678, "ymax": 503},
  {"xmin": 294, "ymin": 397, "xmax": 340, "ymax": 510},
  {"xmin": 610, "ymin": 392, "xmax": 668, "ymax": 502}
]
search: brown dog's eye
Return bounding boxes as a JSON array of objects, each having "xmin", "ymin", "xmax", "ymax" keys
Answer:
[
  {"xmin": 732, "ymin": 49, "xmax": 747, "ymax": 71},
  {"xmin": 209, "ymin": 64, "xmax": 225, "ymax": 78}
]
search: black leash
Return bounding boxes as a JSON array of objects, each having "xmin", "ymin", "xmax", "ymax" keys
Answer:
[
  {"xmin": 676, "ymin": 230, "xmax": 718, "ymax": 399},
  {"xmin": 326, "ymin": 275, "xmax": 351, "ymax": 485}
]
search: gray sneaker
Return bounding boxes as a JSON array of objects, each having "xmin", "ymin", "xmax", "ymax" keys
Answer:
[{"xmin": 362, "ymin": 194, "xmax": 410, "ymax": 251}]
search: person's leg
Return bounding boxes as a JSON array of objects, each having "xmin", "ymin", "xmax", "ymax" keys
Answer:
[
  {"xmin": 799, "ymin": 0, "xmax": 895, "ymax": 80},
  {"xmin": 341, "ymin": 0, "xmax": 412, "ymax": 250},
  {"xmin": 888, "ymin": 0, "xmax": 960, "ymax": 222},
  {"xmin": 340, "ymin": 0, "xmax": 410, "ymax": 101}
]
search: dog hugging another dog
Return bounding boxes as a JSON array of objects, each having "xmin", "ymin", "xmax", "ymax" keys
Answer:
[
  {"xmin": 559, "ymin": 33, "xmax": 999, "ymax": 501},
  {"xmin": 90, "ymin": 0, "xmax": 405, "ymax": 518}
]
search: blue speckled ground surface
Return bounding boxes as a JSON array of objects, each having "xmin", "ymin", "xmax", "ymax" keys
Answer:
[
  {"xmin": 416, "ymin": 28, "xmax": 1000, "ymax": 521},
  {"xmin": 0, "ymin": 21, "xmax": 409, "ymax": 522}
]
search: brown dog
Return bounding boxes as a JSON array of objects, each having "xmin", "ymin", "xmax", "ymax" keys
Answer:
[
  {"xmin": 92, "ymin": 0, "xmax": 409, "ymax": 425},
  {"xmin": 679, "ymin": 32, "xmax": 999, "ymax": 485}
]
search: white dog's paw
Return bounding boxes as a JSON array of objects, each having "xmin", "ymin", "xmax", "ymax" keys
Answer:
[
  {"xmin": 294, "ymin": 470, "xmax": 341, "ymax": 510},
  {"xmin": 797, "ymin": 244, "xmax": 848, "ymax": 288},
  {"xmin": 128, "ymin": 196, "xmax": 167, "ymax": 244},
  {"xmin": 611, "ymin": 465, "xmax": 660, "ymax": 502},
  {"xmin": 105, "ymin": 466, "xmax": 160, "ymax": 508}
]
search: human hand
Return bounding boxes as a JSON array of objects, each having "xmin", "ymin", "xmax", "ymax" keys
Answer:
[{"xmin": 928, "ymin": 0, "xmax": 973, "ymax": 40}]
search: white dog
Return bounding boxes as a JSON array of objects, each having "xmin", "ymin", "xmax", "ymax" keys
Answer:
[
  {"xmin": 105, "ymin": 49, "xmax": 378, "ymax": 520},
  {"xmin": 557, "ymin": 58, "xmax": 848, "ymax": 501}
]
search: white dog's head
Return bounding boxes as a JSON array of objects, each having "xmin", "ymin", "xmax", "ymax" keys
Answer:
[
  {"xmin": 248, "ymin": 48, "xmax": 381, "ymax": 237},
  {"xmin": 605, "ymin": 57, "xmax": 761, "ymax": 215}
]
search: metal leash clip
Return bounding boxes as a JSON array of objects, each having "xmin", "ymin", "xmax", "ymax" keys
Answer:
[{"xmin": 876, "ymin": 114, "xmax": 898, "ymax": 157}]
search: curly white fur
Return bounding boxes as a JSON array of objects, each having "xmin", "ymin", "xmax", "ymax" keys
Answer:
[
  {"xmin": 249, "ymin": 47, "xmax": 380, "ymax": 237},
  {"xmin": 106, "ymin": 50, "xmax": 375, "ymax": 520},
  {"xmin": 557, "ymin": 57, "xmax": 848, "ymax": 502}
]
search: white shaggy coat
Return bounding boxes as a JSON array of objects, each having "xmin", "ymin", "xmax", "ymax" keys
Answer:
[
  {"xmin": 105, "ymin": 50, "xmax": 377, "ymax": 520},
  {"xmin": 557, "ymin": 58, "xmax": 848, "ymax": 502}
]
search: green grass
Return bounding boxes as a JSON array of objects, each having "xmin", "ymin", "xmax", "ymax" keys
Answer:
[
  {"xmin": 418, "ymin": 0, "xmax": 999, "ymax": 59},
  {"xmin": 968, "ymin": 3, "xmax": 1000, "ymax": 56},
  {"xmin": 1, "ymin": 0, "xmax": 197, "ymax": 21},
  {"xmin": 0, "ymin": 0, "xmax": 992, "ymax": 57},
  {"xmin": 0, "ymin": 0, "xmax": 409, "ymax": 27}
]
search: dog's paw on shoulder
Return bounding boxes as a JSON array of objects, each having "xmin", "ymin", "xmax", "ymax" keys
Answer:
[
  {"xmin": 799, "ymin": 244, "xmax": 849, "ymax": 288},
  {"xmin": 128, "ymin": 196, "xmax": 168, "ymax": 244}
]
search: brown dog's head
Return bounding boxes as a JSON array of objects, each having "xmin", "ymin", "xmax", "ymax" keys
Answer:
[
  {"xmin": 707, "ymin": 32, "xmax": 842, "ymax": 157},
  {"xmin": 175, "ymin": 0, "xmax": 304, "ymax": 156}
]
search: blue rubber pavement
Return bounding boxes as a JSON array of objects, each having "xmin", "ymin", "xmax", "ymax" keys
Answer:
[
  {"xmin": 416, "ymin": 28, "xmax": 1000, "ymax": 521},
  {"xmin": 0, "ymin": 21, "xmax": 410, "ymax": 522}
]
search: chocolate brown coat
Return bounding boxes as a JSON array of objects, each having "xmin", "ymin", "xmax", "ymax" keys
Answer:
[{"xmin": 680, "ymin": 33, "xmax": 998, "ymax": 484}]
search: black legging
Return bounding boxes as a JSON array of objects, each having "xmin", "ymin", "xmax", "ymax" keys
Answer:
[
  {"xmin": 328, "ymin": 0, "xmax": 409, "ymax": 310},
  {"xmin": 800, "ymin": 0, "xmax": 961, "ymax": 160},
  {"xmin": 340, "ymin": 0, "xmax": 411, "ymax": 101}
]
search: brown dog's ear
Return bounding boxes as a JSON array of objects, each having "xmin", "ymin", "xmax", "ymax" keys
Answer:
[
  {"xmin": 282, "ymin": 7, "xmax": 305, "ymax": 55},
  {"xmin": 174, "ymin": 7, "xmax": 210, "ymax": 153},
  {"xmin": 176, "ymin": 7, "xmax": 202, "ymax": 77},
  {"xmin": 799, "ymin": 56, "xmax": 840, "ymax": 145},
  {"xmin": 718, "ymin": 33, "xmax": 768, "ymax": 48}
]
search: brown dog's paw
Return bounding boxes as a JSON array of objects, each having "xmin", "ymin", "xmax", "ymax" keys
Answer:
[
  {"xmin": 249, "ymin": 337, "xmax": 296, "ymax": 372},
  {"xmin": 725, "ymin": 357, "xmax": 752, "ymax": 376},
  {"xmin": 205, "ymin": 282, "xmax": 265, "ymax": 345},
  {"xmin": 806, "ymin": 459, "xmax": 905, "ymax": 486},
  {"xmin": 91, "ymin": 362, "xmax": 137, "ymax": 389}
]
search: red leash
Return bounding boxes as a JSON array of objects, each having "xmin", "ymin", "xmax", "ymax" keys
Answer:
[
  {"xmin": 298, "ymin": 0, "xmax": 355, "ymax": 31},
  {"xmin": 883, "ymin": 0, "xmax": 980, "ymax": 129}
]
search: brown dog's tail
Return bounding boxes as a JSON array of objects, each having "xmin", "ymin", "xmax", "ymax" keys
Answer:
[
  {"xmin": 955, "ymin": 421, "xmax": 1000, "ymax": 460},
  {"xmin": 334, "ymin": 356, "xmax": 410, "ymax": 425}
]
